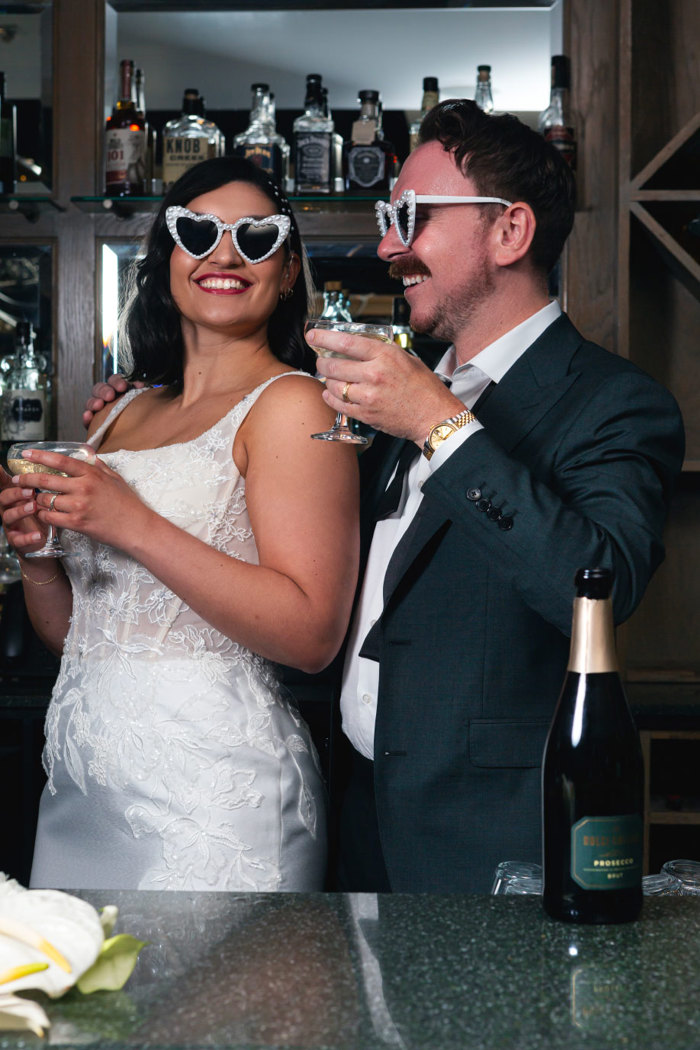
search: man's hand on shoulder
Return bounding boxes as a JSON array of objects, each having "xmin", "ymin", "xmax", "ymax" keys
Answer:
[{"xmin": 82, "ymin": 374, "xmax": 142, "ymax": 429}]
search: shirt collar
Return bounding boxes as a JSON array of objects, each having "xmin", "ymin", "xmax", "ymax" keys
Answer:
[{"xmin": 435, "ymin": 299, "xmax": 562, "ymax": 385}]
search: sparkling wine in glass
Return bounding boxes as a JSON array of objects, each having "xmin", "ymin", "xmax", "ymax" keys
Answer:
[
  {"xmin": 304, "ymin": 318, "xmax": 394, "ymax": 444},
  {"xmin": 6, "ymin": 440, "xmax": 97, "ymax": 558}
]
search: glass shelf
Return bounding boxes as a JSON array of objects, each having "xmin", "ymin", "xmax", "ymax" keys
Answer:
[{"xmin": 0, "ymin": 195, "xmax": 64, "ymax": 222}]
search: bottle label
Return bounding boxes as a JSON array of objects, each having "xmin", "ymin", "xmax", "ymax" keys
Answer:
[
  {"xmin": 571, "ymin": 815, "xmax": 642, "ymax": 890},
  {"xmin": 295, "ymin": 133, "xmax": 331, "ymax": 190},
  {"xmin": 347, "ymin": 145, "xmax": 386, "ymax": 188},
  {"xmin": 234, "ymin": 143, "xmax": 282, "ymax": 181},
  {"xmin": 544, "ymin": 126, "xmax": 577, "ymax": 169},
  {"xmin": 350, "ymin": 119, "xmax": 377, "ymax": 146},
  {"xmin": 162, "ymin": 135, "xmax": 217, "ymax": 188},
  {"xmin": 1, "ymin": 388, "xmax": 46, "ymax": 441},
  {"xmin": 105, "ymin": 128, "xmax": 146, "ymax": 190}
]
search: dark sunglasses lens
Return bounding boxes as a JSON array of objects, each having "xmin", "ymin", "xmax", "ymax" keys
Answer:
[
  {"xmin": 175, "ymin": 216, "xmax": 219, "ymax": 256},
  {"xmin": 236, "ymin": 222, "xmax": 281, "ymax": 261},
  {"xmin": 396, "ymin": 201, "xmax": 412, "ymax": 243}
]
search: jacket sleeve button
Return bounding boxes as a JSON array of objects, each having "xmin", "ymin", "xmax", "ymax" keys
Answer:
[
  {"xmin": 487, "ymin": 504, "xmax": 502, "ymax": 521},
  {"xmin": 498, "ymin": 515, "xmax": 514, "ymax": 531},
  {"xmin": 466, "ymin": 487, "xmax": 482, "ymax": 501},
  {"xmin": 476, "ymin": 498, "xmax": 491, "ymax": 513}
]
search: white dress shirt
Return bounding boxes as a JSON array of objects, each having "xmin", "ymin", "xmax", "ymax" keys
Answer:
[{"xmin": 340, "ymin": 300, "xmax": 562, "ymax": 759}]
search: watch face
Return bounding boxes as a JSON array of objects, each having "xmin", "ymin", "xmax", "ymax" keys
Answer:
[{"xmin": 430, "ymin": 423, "xmax": 454, "ymax": 447}]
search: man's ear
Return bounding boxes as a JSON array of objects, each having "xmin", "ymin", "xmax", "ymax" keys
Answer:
[{"xmin": 492, "ymin": 202, "xmax": 537, "ymax": 268}]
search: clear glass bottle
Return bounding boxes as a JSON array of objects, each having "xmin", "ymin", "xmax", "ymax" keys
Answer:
[
  {"xmin": 322, "ymin": 86, "xmax": 345, "ymax": 193},
  {"xmin": 162, "ymin": 89, "xmax": 224, "ymax": 192},
  {"xmin": 134, "ymin": 67, "xmax": 158, "ymax": 193},
  {"xmin": 0, "ymin": 71, "xmax": 17, "ymax": 195},
  {"xmin": 232, "ymin": 82, "xmax": 290, "ymax": 190},
  {"xmin": 0, "ymin": 321, "xmax": 49, "ymax": 442},
  {"xmin": 409, "ymin": 77, "xmax": 439, "ymax": 152},
  {"xmin": 539, "ymin": 54, "xmax": 577, "ymax": 170},
  {"xmin": 474, "ymin": 65, "xmax": 494, "ymax": 113},
  {"xmin": 293, "ymin": 74, "xmax": 334, "ymax": 195},
  {"xmin": 104, "ymin": 59, "xmax": 147, "ymax": 196},
  {"xmin": 320, "ymin": 281, "xmax": 352, "ymax": 322},
  {"xmin": 343, "ymin": 89, "xmax": 398, "ymax": 193}
]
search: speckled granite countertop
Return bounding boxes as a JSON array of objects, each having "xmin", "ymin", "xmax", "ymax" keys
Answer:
[{"xmin": 2, "ymin": 891, "xmax": 698, "ymax": 1049}]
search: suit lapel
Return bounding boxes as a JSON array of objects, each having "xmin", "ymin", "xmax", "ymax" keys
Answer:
[{"xmin": 378, "ymin": 315, "xmax": 585, "ymax": 609}]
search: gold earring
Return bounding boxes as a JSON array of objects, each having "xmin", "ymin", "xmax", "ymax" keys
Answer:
[{"xmin": 279, "ymin": 287, "xmax": 293, "ymax": 301}]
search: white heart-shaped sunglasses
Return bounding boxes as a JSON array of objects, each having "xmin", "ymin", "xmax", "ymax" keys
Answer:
[
  {"xmin": 166, "ymin": 206, "xmax": 291, "ymax": 263},
  {"xmin": 375, "ymin": 188, "xmax": 512, "ymax": 248}
]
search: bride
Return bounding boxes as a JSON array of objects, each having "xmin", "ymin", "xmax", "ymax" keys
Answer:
[{"xmin": 0, "ymin": 157, "xmax": 359, "ymax": 892}]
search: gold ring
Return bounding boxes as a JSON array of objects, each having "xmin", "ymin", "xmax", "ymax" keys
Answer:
[
  {"xmin": 342, "ymin": 381, "xmax": 352, "ymax": 404},
  {"xmin": 48, "ymin": 493, "xmax": 58, "ymax": 512}
]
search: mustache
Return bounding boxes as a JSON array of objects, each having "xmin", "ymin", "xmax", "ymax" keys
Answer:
[{"xmin": 388, "ymin": 259, "xmax": 431, "ymax": 280}]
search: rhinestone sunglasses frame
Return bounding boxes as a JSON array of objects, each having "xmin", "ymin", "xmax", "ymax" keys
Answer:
[
  {"xmin": 375, "ymin": 188, "xmax": 513, "ymax": 248},
  {"xmin": 165, "ymin": 206, "xmax": 291, "ymax": 263}
]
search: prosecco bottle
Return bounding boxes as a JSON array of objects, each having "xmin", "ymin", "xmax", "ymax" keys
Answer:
[{"xmin": 542, "ymin": 567, "xmax": 644, "ymax": 924}]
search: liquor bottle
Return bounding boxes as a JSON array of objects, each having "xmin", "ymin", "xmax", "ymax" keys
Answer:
[
  {"xmin": 0, "ymin": 71, "xmax": 17, "ymax": 195},
  {"xmin": 409, "ymin": 77, "xmax": 439, "ymax": 153},
  {"xmin": 134, "ymin": 67, "xmax": 158, "ymax": 193},
  {"xmin": 538, "ymin": 54, "xmax": 577, "ymax": 170},
  {"xmin": 392, "ymin": 296, "xmax": 415, "ymax": 354},
  {"xmin": 232, "ymin": 82, "xmax": 290, "ymax": 189},
  {"xmin": 322, "ymin": 87, "xmax": 345, "ymax": 193},
  {"xmin": 474, "ymin": 65, "xmax": 494, "ymax": 113},
  {"xmin": 104, "ymin": 59, "xmax": 147, "ymax": 196},
  {"xmin": 343, "ymin": 90, "xmax": 398, "ymax": 194},
  {"xmin": 0, "ymin": 321, "xmax": 49, "ymax": 443},
  {"xmin": 162, "ymin": 89, "xmax": 224, "ymax": 192},
  {"xmin": 542, "ymin": 567, "xmax": 644, "ymax": 925},
  {"xmin": 293, "ymin": 74, "xmax": 334, "ymax": 195},
  {"xmin": 320, "ymin": 281, "xmax": 352, "ymax": 323}
]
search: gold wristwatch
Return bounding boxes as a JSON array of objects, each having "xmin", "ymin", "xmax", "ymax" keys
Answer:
[{"xmin": 422, "ymin": 409, "xmax": 476, "ymax": 460}]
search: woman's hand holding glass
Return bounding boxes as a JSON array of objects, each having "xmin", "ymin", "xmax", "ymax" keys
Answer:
[{"xmin": 2, "ymin": 442, "xmax": 146, "ymax": 559}]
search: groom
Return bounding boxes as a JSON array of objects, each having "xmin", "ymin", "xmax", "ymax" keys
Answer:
[{"xmin": 86, "ymin": 101, "xmax": 685, "ymax": 892}]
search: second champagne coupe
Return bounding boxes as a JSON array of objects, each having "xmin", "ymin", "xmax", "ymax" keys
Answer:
[
  {"xmin": 304, "ymin": 318, "xmax": 394, "ymax": 444},
  {"xmin": 6, "ymin": 440, "xmax": 97, "ymax": 558}
]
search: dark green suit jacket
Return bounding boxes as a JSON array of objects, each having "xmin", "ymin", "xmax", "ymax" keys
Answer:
[{"xmin": 355, "ymin": 314, "xmax": 684, "ymax": 892}]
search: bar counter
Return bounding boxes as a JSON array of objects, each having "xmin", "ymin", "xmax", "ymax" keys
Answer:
[{"xmin": 1, "ymin": 890, "xmax": 698, "ymax": 1049}]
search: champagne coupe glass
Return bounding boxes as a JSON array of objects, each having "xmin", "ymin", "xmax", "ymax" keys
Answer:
[
  {"xmin": 305, "ymin": 318, "xmax": 394, "ymax": 444},
  {"xmin": 6, "ymin": 440, "xmax": 97, "ymax": 558}
]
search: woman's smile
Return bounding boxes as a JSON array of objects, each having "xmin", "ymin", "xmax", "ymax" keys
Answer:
[{"xmin": 194, "ymin": 272, "xmax": 252, "ymax": 294}]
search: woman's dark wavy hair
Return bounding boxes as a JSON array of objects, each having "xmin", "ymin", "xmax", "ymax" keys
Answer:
[
  {"xmin": 121, "ymin": 155, "xmax": 315, "ymax": 387},
  {"xmin": 419, "ymin": 99, "xmax": 576, "ymax": 275}
]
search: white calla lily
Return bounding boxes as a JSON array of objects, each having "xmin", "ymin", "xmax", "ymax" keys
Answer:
[
  {"xmin": 0, "ymin": 875, "xmax": 104, "ymax": 998},
  {"xmin": 0, "ymin": 991, "xmax": 50, "ymax": 1037}
]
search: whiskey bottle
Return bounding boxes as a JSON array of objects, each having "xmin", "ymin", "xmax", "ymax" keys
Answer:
[
  {"xmin": 0, "ymin": 321, "xmax": 49, "ymax": 443},
  {"xmin": 474, "ymin": 65, "xmax": 494, "ymax": 113},
  {"xmin": 134, "ymin": 67, "xmax": 158, "ymax": 193},
  {"xmin": 344, "ymin": 90, "xmax": 398, "ymax": 193},
  {"xmin": 293, "ymin": 74, "xmax": 333, "ymax": 195},
  {"xmin": 542, "ymin": 568, "xmax": 644, "ymax": 924},
  {"xmin": 233, "ymin": 83, "xmax": 290, "ymax": 189},
  {"xmin": 0, "ymin": 71, "xmax": 17, "ymax": 195},
  {"xmin": 162, "ymin": 89, "xmax": 224, "ymax": 192},
  {"xmin": 322, "ymin": 87, "xmax": 345, "ymax": 193},
  {"xmin": 320, "ymin": 281, "xmax": 352, "ymax": 323},
  {"xmin": 105, "ymin": 59, "xmax": 147, "ymax": 196},
  {"xmin": 409, "ymin": 77, "xmax": 439, "ymax": 153},
  {"xmin": 392, "ymin": 297, "xmax": 415, "ymax": 354},
  {"xmin": 538, "ymin": 55, "xmax": 577, "ymax": 170}
]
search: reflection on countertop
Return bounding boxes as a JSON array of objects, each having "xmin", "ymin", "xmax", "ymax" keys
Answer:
[{"xmin": 1, "ymin": 890, "xmax": 698, "ymax": 1050}]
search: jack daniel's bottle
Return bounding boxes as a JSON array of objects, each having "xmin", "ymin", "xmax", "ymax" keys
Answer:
[
  {"xmin": 343, "ymin": 90, "xmax": 398, "ymax": 193},
  {"xmin": 542, "ymin": 568, "xmax": 643, "ymax": 924},
  {"xmin": 293, "ymin": 74, "xmax": 334, "ymax": 194}
]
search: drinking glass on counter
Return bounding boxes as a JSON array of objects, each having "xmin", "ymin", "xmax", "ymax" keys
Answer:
[
  {"xmin": 660, "ymin": 859, "xmax": 700, "ymax": 895},
  {"xmin": 304, "ymin": 318, "xmax": 393, "ymax": 444},
  {"xmin": 491, "ymin": 860, "xmax": 542, "ymax": 895},
  {"xmin": 6, "ymin": 440, "xmax": 97, "ymax": 558}
]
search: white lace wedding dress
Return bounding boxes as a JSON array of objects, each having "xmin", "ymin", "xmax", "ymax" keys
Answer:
[{"xmin": 30, "ymin": 376, "xmax": 327, "ymax": 892}]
